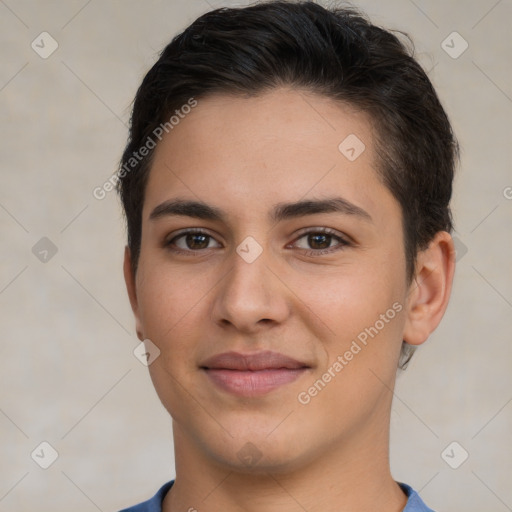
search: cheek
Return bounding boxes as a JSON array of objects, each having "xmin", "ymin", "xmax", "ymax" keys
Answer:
[
  {"xmin": 290, "ymin": 270, "xmax": 405, "ymax": 424},
  {"xmin": 288, "ymin": 260, "xmax": 403, "ymax": 338},
  {"xmin": 136, "ymin": 259, "xmax": 212, "ymax": 340},
  {"xmin": 287, "ymin": 260, "xmax": 407, "ymax": 395},
  {"xmin": 135, "ymin": 263, "xmax": 212, "ymax": 420}
]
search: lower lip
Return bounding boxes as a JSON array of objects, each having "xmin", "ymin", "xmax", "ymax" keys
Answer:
[{"xmin": 203, "ymin": 368, "xmax": 308, "ymax": 397}]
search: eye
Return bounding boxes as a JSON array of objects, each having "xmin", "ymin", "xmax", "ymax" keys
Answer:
[
  {"xmin": 166, "ymin": 229, "xmax": 221, "ymax": 253},
  {"xmin": 290, "ymin": 228, "xmax": 350, "ymax": 254},
  {"xmin": 164, "ymin": 227, "xmax": 350, "ymax": 256}
]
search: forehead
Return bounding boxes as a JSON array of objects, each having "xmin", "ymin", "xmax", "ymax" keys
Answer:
[{"xmin": 144, "ymin": 87, "xmax": 393, "ymax": 223}]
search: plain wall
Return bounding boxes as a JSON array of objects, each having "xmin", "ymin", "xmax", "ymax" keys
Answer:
[{"xmin": 1, "ymin": 0, "xmax": 511, "ymax": 510}]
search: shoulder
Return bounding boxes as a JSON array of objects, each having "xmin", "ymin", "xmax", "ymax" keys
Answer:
[
  {"xmin": 118, "ymin": 481, "xmax": 174, "ymax": 512},
  {"xmin": 398, "ymin": 482, "xmax": 437, "ymax": 512}
]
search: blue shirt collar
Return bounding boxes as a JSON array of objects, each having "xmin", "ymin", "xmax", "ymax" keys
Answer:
[{"xmin": 120, "ymin": 480, "xmax": 436, "ymax": 511}]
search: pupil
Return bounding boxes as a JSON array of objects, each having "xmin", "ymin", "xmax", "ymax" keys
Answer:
[
  {"xmin": 309, "ymin": 233, "xmax": 330, "ymax": 249},
  {"xmin": 187, "ymin": 234, "xmax": 208, "ymax": 249}
]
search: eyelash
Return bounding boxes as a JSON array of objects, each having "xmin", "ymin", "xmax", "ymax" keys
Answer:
[{"xmin": 164, "ymin": 227, "xmax": 351, "ymax": 257}]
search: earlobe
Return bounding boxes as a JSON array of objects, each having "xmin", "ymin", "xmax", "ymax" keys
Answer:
[
  {"xmin": 402, "ymin": 231, "xmax": 456, "ymax": 346},
  {"xmin": 123, "ymin": 246, "xmax": 144, "ymax": 341}
]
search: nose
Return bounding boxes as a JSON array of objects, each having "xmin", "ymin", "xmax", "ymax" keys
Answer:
[{"xmin": 210, "ymin": 243, "xmax": 291, "ymax": 334}]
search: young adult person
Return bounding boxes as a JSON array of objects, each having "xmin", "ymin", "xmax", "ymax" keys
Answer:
[{"xmin": 117, "ymin": 2, "xmax": 458, "ymax": 510}]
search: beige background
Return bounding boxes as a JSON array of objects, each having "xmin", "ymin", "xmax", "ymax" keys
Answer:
[{"xmin": 1, "ymin": 0, "xmax": 511, "ymax": 510}]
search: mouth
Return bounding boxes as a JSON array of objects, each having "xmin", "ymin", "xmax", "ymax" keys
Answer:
[{"xmin": 200, "ymin": 350, "xmax": 311, "ymax": 397}]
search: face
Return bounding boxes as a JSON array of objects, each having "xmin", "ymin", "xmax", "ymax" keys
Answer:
[{"xmin": 126, "ymin": 87, "xmax": 413, "ymax": 473}]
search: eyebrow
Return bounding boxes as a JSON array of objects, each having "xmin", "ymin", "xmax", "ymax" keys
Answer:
[{"xmin": 149, "ymin": 196, "xmax": 373, "ymax": 224}]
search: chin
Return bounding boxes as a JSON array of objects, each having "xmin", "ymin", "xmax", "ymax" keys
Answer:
[
  {"xmin": 212, "ymin": 445, "xmax": 311, "ymax": 476},
  {"xmin": 200, "ymin": 422, "xmax": 318, "ymax": 475}
]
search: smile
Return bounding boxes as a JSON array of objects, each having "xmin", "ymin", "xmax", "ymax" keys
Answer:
[{"xmin": 200, "ymin": 350, "xmax": 310, "ymax": 397}]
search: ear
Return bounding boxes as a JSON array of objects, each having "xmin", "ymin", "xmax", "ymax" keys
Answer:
[
  {"xmin": 123, "ymin": 246, "xmax": 144, "ymax": 341},
  {"xmin": 403, "ymin": 231, "xmax": 456, "ymax": 346}
]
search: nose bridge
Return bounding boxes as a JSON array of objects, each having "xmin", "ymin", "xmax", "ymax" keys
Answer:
[
  {"xmin": 211, "ymin": 238, "xmax": 288, "ymax": 330},
  {"xmin": 226, "ymin": 242, "xmax": 271, "ymax": 308}
]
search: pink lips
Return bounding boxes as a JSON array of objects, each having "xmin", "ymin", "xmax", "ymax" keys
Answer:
[{"xmin": 201, "ymin": 350, "xmax": 310, "ymax": 397}]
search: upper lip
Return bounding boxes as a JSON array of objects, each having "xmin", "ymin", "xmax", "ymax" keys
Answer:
[{"xmin": 200, "ymin": 350, "xmax": 310, "ymax": 371}]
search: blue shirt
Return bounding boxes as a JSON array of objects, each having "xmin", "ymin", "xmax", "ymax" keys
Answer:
[{"xmin": 119, "ymin": 481, "xmax": 436, "ymax": 511}]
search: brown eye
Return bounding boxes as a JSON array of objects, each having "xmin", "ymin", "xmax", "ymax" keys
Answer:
[
  {"xmin": 292, "ymin": 228, "xmax": 350, "ymax": 254},
  {"xmin": 183, "ymin": 233, "xmax": 210, "ymax": 250},
  {"xmin": 307, "ymin": 233, "xmax": 332, "ymax": 250},
  {"xmin": 167, "ymin": 230, "xmax": 221, "ymax": 252}
]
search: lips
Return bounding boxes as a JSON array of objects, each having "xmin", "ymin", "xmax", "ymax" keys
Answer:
[
  {"xmin": 200, "ymin": 350, "xmax": 310, "ymax": 397},
  {"xmin": 201, "ymin": 350, "xmax": 308, "ymax": 371}
]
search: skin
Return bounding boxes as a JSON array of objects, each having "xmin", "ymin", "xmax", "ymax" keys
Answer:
[{"xmin": 124, "ymin": 87, "xmax": 455, "ymax": 512}]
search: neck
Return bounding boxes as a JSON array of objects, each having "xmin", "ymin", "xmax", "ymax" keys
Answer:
[{"xmin": 163, "ymin": 418, "xmax": 407, "ymax": 512}]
